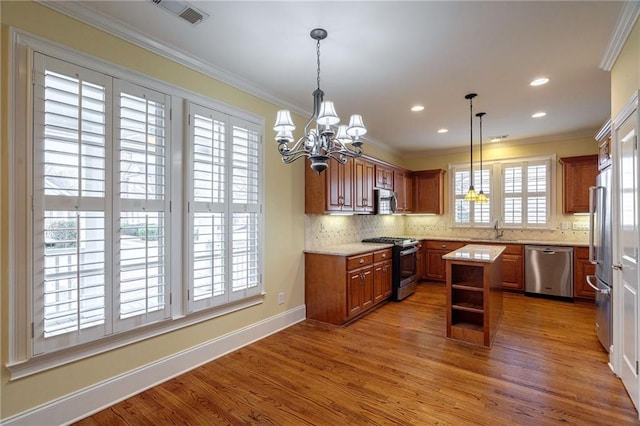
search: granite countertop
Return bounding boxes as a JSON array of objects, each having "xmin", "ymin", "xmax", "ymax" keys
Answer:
[
  {"xmin": 304, "ymin": 242, "xmax": 394, "ymax": 256},
  {"xmin": 442, "ymin": 244, "xmax": 507, "ymax": 263},
  {"xmin": 406, "ymin": 236, "xmax": 588, "ymax": 247}
]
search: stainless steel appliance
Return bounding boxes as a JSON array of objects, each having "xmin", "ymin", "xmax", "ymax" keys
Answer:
[
  {"xmin": 375, "ymin": 189, "xmax": 397, "ymax": 215},
  {"xmin": 362, "ymin": 237, "xmax": 418, "ymax": 301},
  {"xmin": 525, "ymin": 245, "xmax": 573, "ymax": 299},
  {"xmin": 587, "ymin": 165, "xmax": 613, "ymax": 352}
]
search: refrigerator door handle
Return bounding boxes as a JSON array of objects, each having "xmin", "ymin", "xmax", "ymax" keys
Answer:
[
  {"xmin": 586, "ymin": 275, "xmax": 610, "ymax": 294},
  {"xmin": 589, "ymin": 186, "xmax": 602, "ymax": 265}
]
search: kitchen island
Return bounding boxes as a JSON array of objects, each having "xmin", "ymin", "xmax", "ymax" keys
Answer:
[{"xmin": 443, "ymin": 244, "xmax": 506, "ymax": 347}]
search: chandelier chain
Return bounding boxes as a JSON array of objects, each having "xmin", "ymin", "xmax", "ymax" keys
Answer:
[{"xmin": 316, "ymin": 39, "xmax": 321, "ymax": 91}]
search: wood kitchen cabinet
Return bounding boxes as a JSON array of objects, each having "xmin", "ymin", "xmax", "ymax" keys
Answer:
[
  {"xmin": 559, "ymin": 155, "xmax": 598, "ymax": 214},
  {"xmin": 354, "ymin": 158, "xmax": 375, "ymax": 213},
  {"xmin": 416, "ymin": 240, "xmax": 425, "ymax": 281},
  {"xmin": 414, "ymin": 169, "xmax": 446, "ymax": 214},
  {"xmin": 373, "ymin": 249, "xmax": 393, "ymax": 303},
  {"xmin": 574, "ymin": 246, "xmax": 596, "ymax": 301},
  {"xmin": 375, "ymin": 164, "xmax": 394, "ymax": 190},
  {"xmin": 305, "ymin": 248, "xmax": 392, "ymax": 325},
  {"xmin": 597, "ymin": 119, "xmax": 612, "ymax": 171},
  {"xmin": 394, "ymin": 169, "xmax": 413, "ymax": 212},
  {"xmin": 424, "ymin": 240, "xmax": 465, "ymax": 282},
  {"xmin": 446, "ymin": 252, "xmax": 503, "ymax": 347},
  {"xmin": 424, "ymin": 240, "xmax": 523, "ymax": 291},
  {"xmin": 305, "ymin": 157, "xmax": 354, "ymax": 214}
]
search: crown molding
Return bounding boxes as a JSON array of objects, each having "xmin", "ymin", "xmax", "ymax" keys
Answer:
[
  {"xmin": 35, "ymin": 1, "xmax": 393, "ymax": 155},
  {"xmin": 36, "ymin": 0, "xmax": 308, "ymax": 116},
  {"xmin": 600, "ymin": 1, "xmax": 640, "ymax": 71}
]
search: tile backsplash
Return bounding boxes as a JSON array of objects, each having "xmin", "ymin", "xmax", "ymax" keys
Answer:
[{"xmin": 305, "ymin": 214, "xmax": 590, "ymax": 249}]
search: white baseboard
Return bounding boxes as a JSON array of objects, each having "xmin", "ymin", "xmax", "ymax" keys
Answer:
[{"xmin": 2, "ymin": 305, "xmax": 306, "ymax": 426}]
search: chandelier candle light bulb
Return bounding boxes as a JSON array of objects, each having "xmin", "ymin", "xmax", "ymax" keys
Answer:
[{"xmin": 274, "ymin": 28, "xmax": 366, "ymax": 174}]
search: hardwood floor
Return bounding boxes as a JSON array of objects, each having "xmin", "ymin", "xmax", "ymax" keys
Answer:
[{"xmin": 76, "ymin": 283, "xmax": 638, "ymax": 425}]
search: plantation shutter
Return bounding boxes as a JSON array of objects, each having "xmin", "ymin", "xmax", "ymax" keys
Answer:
[
  {"xmin": 187, "ymin": 104, "xmax": 263, "ymax": 312},
  {"xmin": 32, "ymin": 53, "xmax": 112, "ymax": 354},
  {"xmin": 113, "ymin": 80, "xmax": 171, "ymax": 331}
]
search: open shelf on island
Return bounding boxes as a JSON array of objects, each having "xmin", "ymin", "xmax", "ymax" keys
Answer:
[{"xmin": 445, "ymin": 246, "xmax": 504, "ymax": 347}]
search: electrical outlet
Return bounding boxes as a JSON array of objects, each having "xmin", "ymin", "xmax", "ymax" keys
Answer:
[
  {"xmin": 320, "ymin": 223, "xmax": 326, "ymax": 233},
  {"xmin": 572, "ymin": 222, "xmax": 589, "ymax": 231},
  {"xmin": 278, "ymin": 292, "xmax": 285, "ymax": 305},
  {"xmin": 561, "ymin": 221, "xmax": 569, "ymax": 230}
]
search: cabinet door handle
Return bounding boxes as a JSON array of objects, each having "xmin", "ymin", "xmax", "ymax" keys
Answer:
[
  {"xmin": 441, "ymin": 244, "xmax": 446, "ymax": 248},
  {"xmin": 359, "ymin": 258, "xmax": 365, "ymax": 264}
]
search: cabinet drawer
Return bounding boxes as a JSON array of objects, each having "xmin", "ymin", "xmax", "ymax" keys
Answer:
[
  {"xmin": 426, "ymin": 241, "xmax": 465, "ymax": 251},
  {"xmin": 347, "ymin": 253, "xmax": 374, "ymax": 270},
  {"xmin": 374, "ymin": 249, "xmax": 392, "ymax": 263}
]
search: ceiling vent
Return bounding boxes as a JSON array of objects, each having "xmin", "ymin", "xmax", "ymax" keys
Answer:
[{"xmin": 149, "ymin": 0, "xmax": 209, "ymax": 25}]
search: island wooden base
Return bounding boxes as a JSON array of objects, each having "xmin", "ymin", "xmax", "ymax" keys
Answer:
[{"xmin": 446, "ymin": 256, "xmax": 503, "ymax": 347}]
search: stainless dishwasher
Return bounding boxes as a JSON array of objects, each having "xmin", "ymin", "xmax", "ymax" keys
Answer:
[{"xmin": 525, "ymin": 245, "xmax": 573, "ymax": 299}]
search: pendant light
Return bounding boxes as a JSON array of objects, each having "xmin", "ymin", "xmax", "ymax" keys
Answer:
[
  {"xmin": 464, "ymin": 93, "xmax": 478, "ymax": 201},
  {"xmin": 476, "ymin": 112, "xmax": 488, "ymax": 203}
]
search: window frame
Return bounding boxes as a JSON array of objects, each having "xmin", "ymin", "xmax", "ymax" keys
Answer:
[
  {"xmin": 449, "ymin": 155, "xmax": 556, "ymax": 229},
  {"xmin": 8, "ymin": 30, "xmax": 265, "ymax": 379}
]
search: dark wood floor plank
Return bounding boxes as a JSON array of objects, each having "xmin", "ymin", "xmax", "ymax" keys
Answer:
[{"xmin": 74, "ymin": 283, "xmax": 637, "ymax": 425}]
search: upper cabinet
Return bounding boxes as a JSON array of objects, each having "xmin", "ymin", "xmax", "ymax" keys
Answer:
[
  {"xmin": 354, "ymin": 158, "xmax": 375, "ymax": 214},
  {"xmin": 375, "ymin": 164, "xmax": 394, "ymax": 190},
  {"xmin": 394, "ymin": 169, "xmax": 413, "ymax": 213},
  {"xmin": 559, "ymin": 155, "xmax": 598, "ymax": 214},
  {"xmin": 413, "ymin": 169, "xmax": 446, "ymax": 214},
  {"xmin": 305, "ymin": 157, "xmax": 354, "ymax": 214},
  {"xmin": 597, "ymin": 119, "xmax": 612, "ymax": 171}
]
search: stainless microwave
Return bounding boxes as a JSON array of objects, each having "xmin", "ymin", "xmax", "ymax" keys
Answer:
[{"xmin": 375, "ymin": 188, "xmax": 397, "ymax": 214}]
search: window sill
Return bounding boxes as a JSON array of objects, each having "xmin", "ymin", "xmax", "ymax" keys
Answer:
[{"xmin": 7, "ymin": 294, "xmax": 265, "ymax": 380}]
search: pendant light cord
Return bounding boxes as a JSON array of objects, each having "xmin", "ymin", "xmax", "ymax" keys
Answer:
[{"xmin": 469, "ymin": 96, "xmax": 473, "ymax": 187}]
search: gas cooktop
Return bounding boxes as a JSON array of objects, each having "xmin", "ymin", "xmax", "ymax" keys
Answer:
[{"xmin": 362, "ymin": 237, "xmax": 418, "ymax": 247}]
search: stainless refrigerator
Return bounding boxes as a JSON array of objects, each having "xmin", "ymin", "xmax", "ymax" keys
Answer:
[{"xmin": 587, "ymin": 165, "xmax": 613, "ymax": 352}]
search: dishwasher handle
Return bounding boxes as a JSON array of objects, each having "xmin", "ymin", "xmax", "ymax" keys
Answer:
[
  {"xmin": 586, "ymin": 275, "xmax": 610, "ymax": 295},
  {"xmin": 542, "ymin": 248, "xmax": 556, "ymax": 255}
]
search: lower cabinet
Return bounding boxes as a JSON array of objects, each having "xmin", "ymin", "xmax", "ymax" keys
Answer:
[
  {"xmin": 424, "ymin": 241, "xmax": 465, "ymax": 282},
  {"xmin": 305, "ymin": 248, "xmax": 393, "ymax": 325},
  {"xmin": 424, "ymin": 240, "xmax": 523, "ymax": 291},
  {"xmin": 498, "ymin": 245, "xmax": 524, "ymax": 291},
  {"xmin": 574, "ymin": 246, "xmax": 596, "ymax": 301},
  {"xmin": 416, "ymin": 240, "xmax": 425, "ymax": 280}
]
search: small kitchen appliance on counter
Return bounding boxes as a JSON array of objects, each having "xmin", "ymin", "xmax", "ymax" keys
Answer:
[{"xmin": 362, "ymin": 237, "xmax": 419, "ymax": 301}]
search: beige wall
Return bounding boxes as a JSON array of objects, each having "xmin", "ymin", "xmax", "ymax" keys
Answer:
[
  {"xmin": 612, "ymin": 18, "xmax": 640, "ymax": 119},
  {"xmin": 0, "ymin": 1, "xmax": 306, "ymax": 419}
]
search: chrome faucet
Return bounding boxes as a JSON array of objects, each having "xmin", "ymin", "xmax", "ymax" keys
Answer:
[{"xmin": 494, "ymin": 219, "xmax": 504, "ymax": 239}]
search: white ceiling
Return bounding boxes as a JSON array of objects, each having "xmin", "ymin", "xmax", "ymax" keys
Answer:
[{"xmin": 46, "ymin": 1, "xmax": 626, "ymax": 154}]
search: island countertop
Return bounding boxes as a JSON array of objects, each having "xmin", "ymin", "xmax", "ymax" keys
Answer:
[{"xmin": 442, "ymin": 244, "xmax": 506, "ymax": 263}]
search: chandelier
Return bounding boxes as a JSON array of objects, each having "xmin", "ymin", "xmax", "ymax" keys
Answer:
[{"xmin": 273, "ymin": 28, "xmax": 366, "ymax": 174}]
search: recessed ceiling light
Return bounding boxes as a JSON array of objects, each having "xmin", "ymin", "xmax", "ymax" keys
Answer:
[
  {"xmin": 530, "ymin": 77, "xmax": 549, "ymax": 86},
  {"xmin": 489, "ymin": 135, "xmax": 508, "ymax": 142},
  {"xmin": 437, "ymin": 128, "xmax": 448, "ymax": 134},
  {"xmin": 411, "ymin": 105, "xmax": 425, "ymax": 112},
  {"xmin": 532, "ymin": 111, "xmax": 547, "ymax": 118}
]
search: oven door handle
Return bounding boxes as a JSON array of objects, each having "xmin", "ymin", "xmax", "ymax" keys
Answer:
[{"xmin": 400, "ymin": 246, "xmax": 419, "ymax": 256}]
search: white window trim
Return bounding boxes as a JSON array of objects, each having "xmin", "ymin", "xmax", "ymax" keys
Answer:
[
  {"xmin": 8, "ymin": 29, "xmax": 265, "ymax": 379},
  {"xmin": 449, "ymin": 154, "xmax": 556, "ymax": 230}
]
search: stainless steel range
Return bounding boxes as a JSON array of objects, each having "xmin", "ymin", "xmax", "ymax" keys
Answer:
[{"xmin": 362, "ymin": 237, "xmax": 419, "ymax": 301}]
